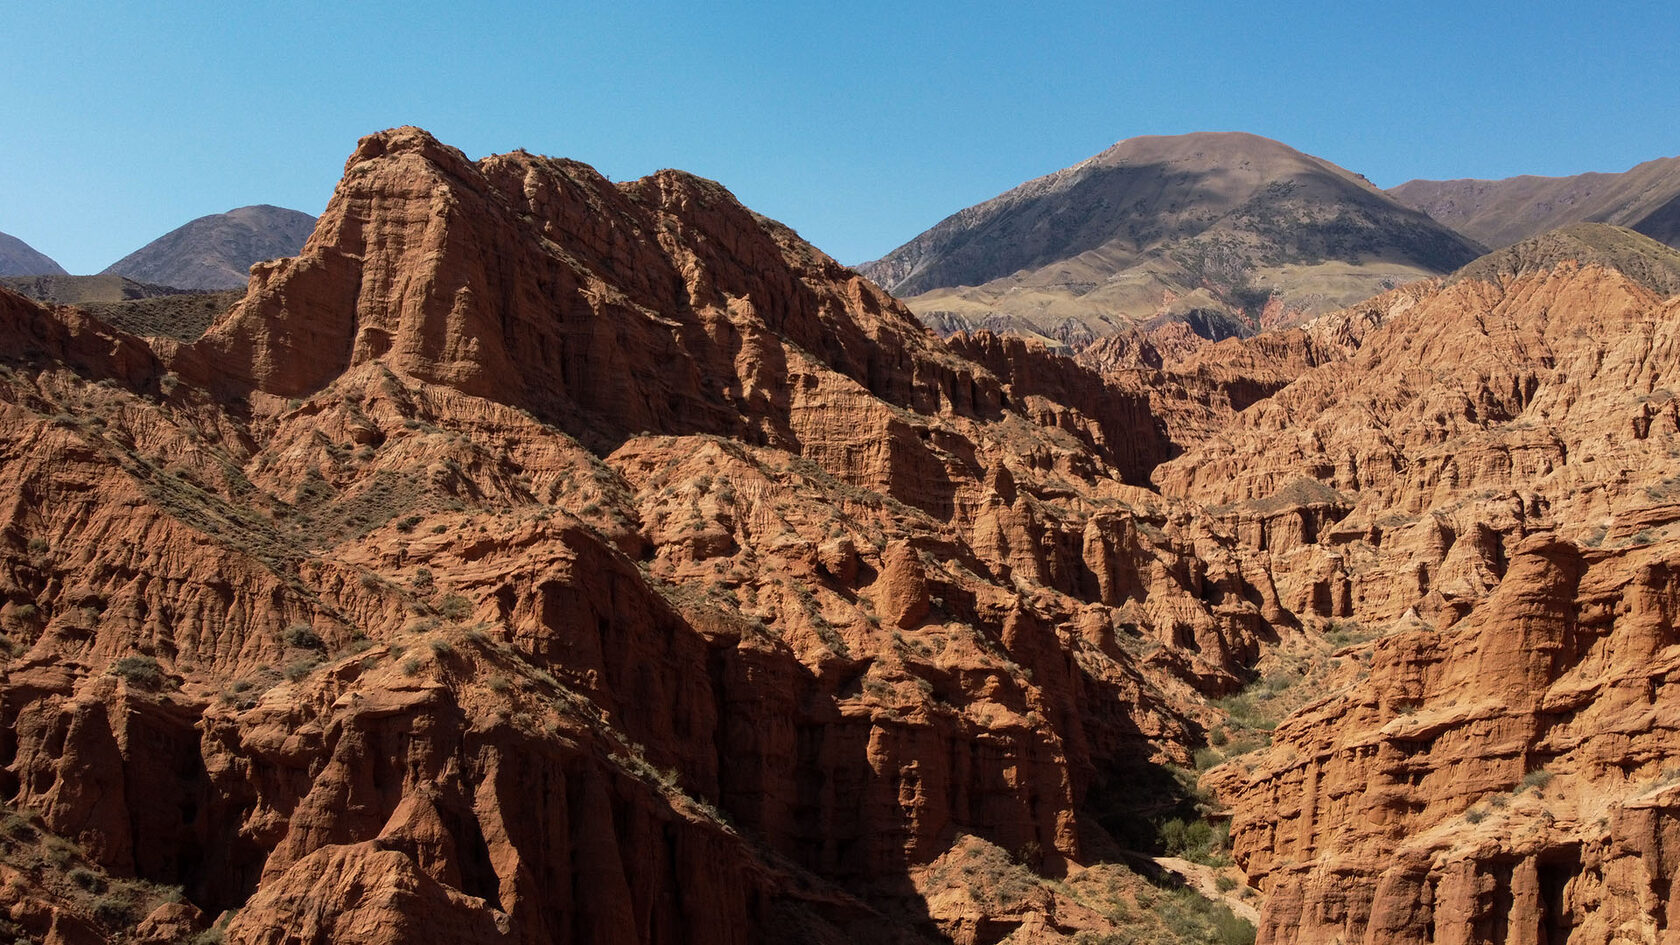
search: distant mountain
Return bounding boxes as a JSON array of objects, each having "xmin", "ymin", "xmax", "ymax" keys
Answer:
[
  {"xmin": 859, "ymin": 132, "xmax": 1484, "ymax": 348},
  {"xmin": 1389, "ymin": 155, "xmax": 1680, "ymax": 251},
  {"xmin": 0, "ymin": 273, "xmax": 238, "ymax": 340},
  {"xmin": 1, "ymin": 273, "xmax": 189, "ymax": 305},
  {"xmin": 0, "ymin": 230, "xmax": 68, "ymax": 276},
  {"xmin": 101, "ymin": 204, "xmax": 316, "ymax": 290},
  {"xmin": 1450, "ymin": 222, "xmax": 1680, "ymax": 296}
]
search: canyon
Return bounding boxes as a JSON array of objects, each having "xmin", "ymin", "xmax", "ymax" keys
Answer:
[{"xmin": 3, "ymin": 126, "xmax": 1680, "ymax": 945}]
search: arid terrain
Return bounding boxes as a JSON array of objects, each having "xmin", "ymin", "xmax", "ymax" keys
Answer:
[
  {"xmin": 1391, "ymin": 155, "xmax": 1680, "ymax": 251},
  {"xmin": 860, "ymin": 133, "xmax": 1485, "ymax": 348},
  {"xmin": 98, "ymin": 206, "xmax": 317, "ymax": 291},
  {"xmin": 5, "ymin": 127, "xmax": 1680, "ymax": 945}
]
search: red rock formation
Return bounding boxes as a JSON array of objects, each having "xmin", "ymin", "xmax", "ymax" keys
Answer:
[
  {"xmin": 0, "ymin": 129, "xmax": 1279, "ymax": 944},
  {"xmin": 1189, "ymin": 238, "xmax": 1680, "ymax": 943}
]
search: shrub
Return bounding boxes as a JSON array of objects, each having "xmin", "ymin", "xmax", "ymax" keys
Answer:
[
  {"xmin": 69, "ymin": 867, "xmax": 103, "ymax": 891},
  {"xmin": 109, "ymin": 655, "xmax": 166, "ymax": 691},
  {"xmin": 401, "ymin": 657, "xmax": 422, "ymax": 676},
  {"xmin": 91, "ymin": 894, "xmax": 133, "ymax": 927},
  {"xmin": 1158, "ymin": 816, "xmax": 1226, "ymax": 863},
  {"xmin": 437, "ymin": 595, "xmax": 472, "ymax": 620},
  {"xmin": 3, "ymin": 813, "xmax": 39, "ymax": 841},
  {"xmin": 1520, "ymin": 769, "xmax": 1554, "ymax": 793},
  {"xmin": 413, "ymin": 568, "xmax": 434, "ymax": 591},
  {"xmin": 395, "ymin": 514, "xmax": 423, "ymax": 533},
  {"xmin": 283, "ymin": 623, "xmax": 323, "ymax": 650},
  {"xmin": 1466, "ymin": 807, "xmax": 1487, "ymax": 824},
  {"xmin": 283, "ymin": 656, "xmax": 321, "ymax": 682}
]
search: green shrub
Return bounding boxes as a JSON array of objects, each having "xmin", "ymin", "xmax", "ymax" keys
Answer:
[
  {"xmin": 283, "ymin": 623, "xmax": 323, "ymax": 650},
  {"xmin": 1519, "ymin": 768, "xmax": 1554, "ymax": 793},
  {"xmin": 109, "ymin": 655, "xmax": 166, "ymax": 691},
  {"xmin": 395, "ymin": 514, "xmax": 423, "ymax": 533},
  {"xmin": 91, "ymin": 894, "xmax": 134, "ymax": 927},
  {"xmin": 437, "ymin": 595, "xmax": 472, "ymax": 620}
]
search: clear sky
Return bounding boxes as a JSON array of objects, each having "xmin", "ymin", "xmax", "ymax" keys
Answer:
[{"xmin": 3, "ymin": 0, "xmax": 1677, "ymax": 274}]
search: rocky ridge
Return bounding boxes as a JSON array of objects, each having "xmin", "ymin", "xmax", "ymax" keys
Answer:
[
  {"xmin": 9, "ymin": 126, "xmax": 1680, "ymax": 945},
  {"xmin": 1391, "ymin": 154, "xmax": 1680, "ymax": 251},
  {"xmin": 0, "ymin": 128, "xmax": 1276, "ymax": 944}
]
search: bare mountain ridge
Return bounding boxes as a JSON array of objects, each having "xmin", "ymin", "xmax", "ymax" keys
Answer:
[
  {"xmin": 0, "ymin": 273, "xmax": 239, "ymax": 340},
  {"xmin": 100, "ymin": 204, "xmax": 316, "ymax": 290},
  {"xmin": 0, "ymin": 230, "xmax": 67, "ymax": 276},
  {"xmin": 1450, "ymin": 222, "xmax": 1680, "ymax": 296},
  {"xmin": 860, "ymin": 132, "xmax": 1485, "ymax": 347},
  {"xmin": 1390, "ymin": 153, "xmax": 1680, "ymax": 251}
]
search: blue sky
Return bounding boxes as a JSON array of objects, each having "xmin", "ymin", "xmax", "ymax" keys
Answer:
[{"xmin": 3, "ymin": 0, "xmax": 1677, "ymax": 274}]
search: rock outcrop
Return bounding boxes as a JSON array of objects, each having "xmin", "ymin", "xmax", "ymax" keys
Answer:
[
  {"xmin": 1182, "ymin": 226, "xmax": 1680, "ymax": 944},
  {"xmin": 0, "ymin": 128, "xmax": 1281, "ymax": 945}
]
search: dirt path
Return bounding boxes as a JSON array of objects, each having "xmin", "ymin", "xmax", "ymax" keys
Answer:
[{"xmin": 1151, "ymin": 855, "xmax": 1262, "ymax": 923}]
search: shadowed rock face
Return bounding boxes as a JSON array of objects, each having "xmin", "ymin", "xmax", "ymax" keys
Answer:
[
  {"xmin": 100, "ymin": 205, "xmax": 316, "ymax": 290},
  {"xmin": 0, "ymin": 128, "xmax": 1288, "ymax": 945},
  {"xmin": 859, "ymin": 132, "xmax": 1484, "ymax": 346}
]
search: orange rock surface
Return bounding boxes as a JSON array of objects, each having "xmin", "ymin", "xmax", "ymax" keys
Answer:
[
  {"xmin": 9, "ymin": 124, "xmax": 1680, "ymax": 945},
  {"xmin": 0, "ymin": 128, "xmax": 1283, "ymax": 944}
]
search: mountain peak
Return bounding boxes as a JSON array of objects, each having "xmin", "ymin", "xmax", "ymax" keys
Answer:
[
  {"xmin": 859, "ymin": 132, "xmax": 1482, "ymax": 347},
  {"xmin": 101, "ymin": 204, "xmax": 316, "ymax": 290},
  {"xmin": 178, "ymin": 127, "xmax": 981, "ymax": 457},
  {"xmin": 0, "ymin": 229, "xmax": 68, "ymax": 276}
]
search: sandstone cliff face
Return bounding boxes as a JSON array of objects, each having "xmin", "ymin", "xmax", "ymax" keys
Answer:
[
  {"xmin": 1221, "ymin": 536, "xmax": 1680, "ymax": 945},
  {"xmin": 1174, "ymin": 230, "xmax": 1680, "ymax": 943},
  {"xmin": 0, "ymin": 129, "xmax": 1284, "ymax": 944}
]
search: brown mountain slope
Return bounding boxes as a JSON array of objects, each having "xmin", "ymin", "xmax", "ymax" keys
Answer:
[
  {"xmin": 100, "ymin": 204, "xmax": 316, "ymax": 290},
  {"xmin": 0, "ymin": 231, "xmax": 66, "ymax": 277},
  {"xmin": 1390, "ymin": 153, "xmax": 1680, "ymax": 250},
  {"xmin": 859, "ymin": 132, "xmax": 1483, "ymax": 348},
  {"xmin": 0, "ymin": 128, "xmax": 1278, "ymax": 945}
]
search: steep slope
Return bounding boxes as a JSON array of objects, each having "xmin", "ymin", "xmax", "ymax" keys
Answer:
[
  {"xmin": 1391, "ymin": 154, "xmax": 1680, "ymax": 251},
  {"xmin": 1149, "ymin": 226, "xmax": 1680, "ymax": 943},
  {"xmin": 0, "ymin": 128, "xmax": 1273, "ymax": 945},
  {"xmin": 100, "ymin": 205, "xmax": 316, "ymax": 290},
  {"xmin": 860, "ymin": 132, "xmax": 1483, "ymax": 348},
  {"xmin": 0, "ymin": 231, "xmax": 67, "ymax": 277}
]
